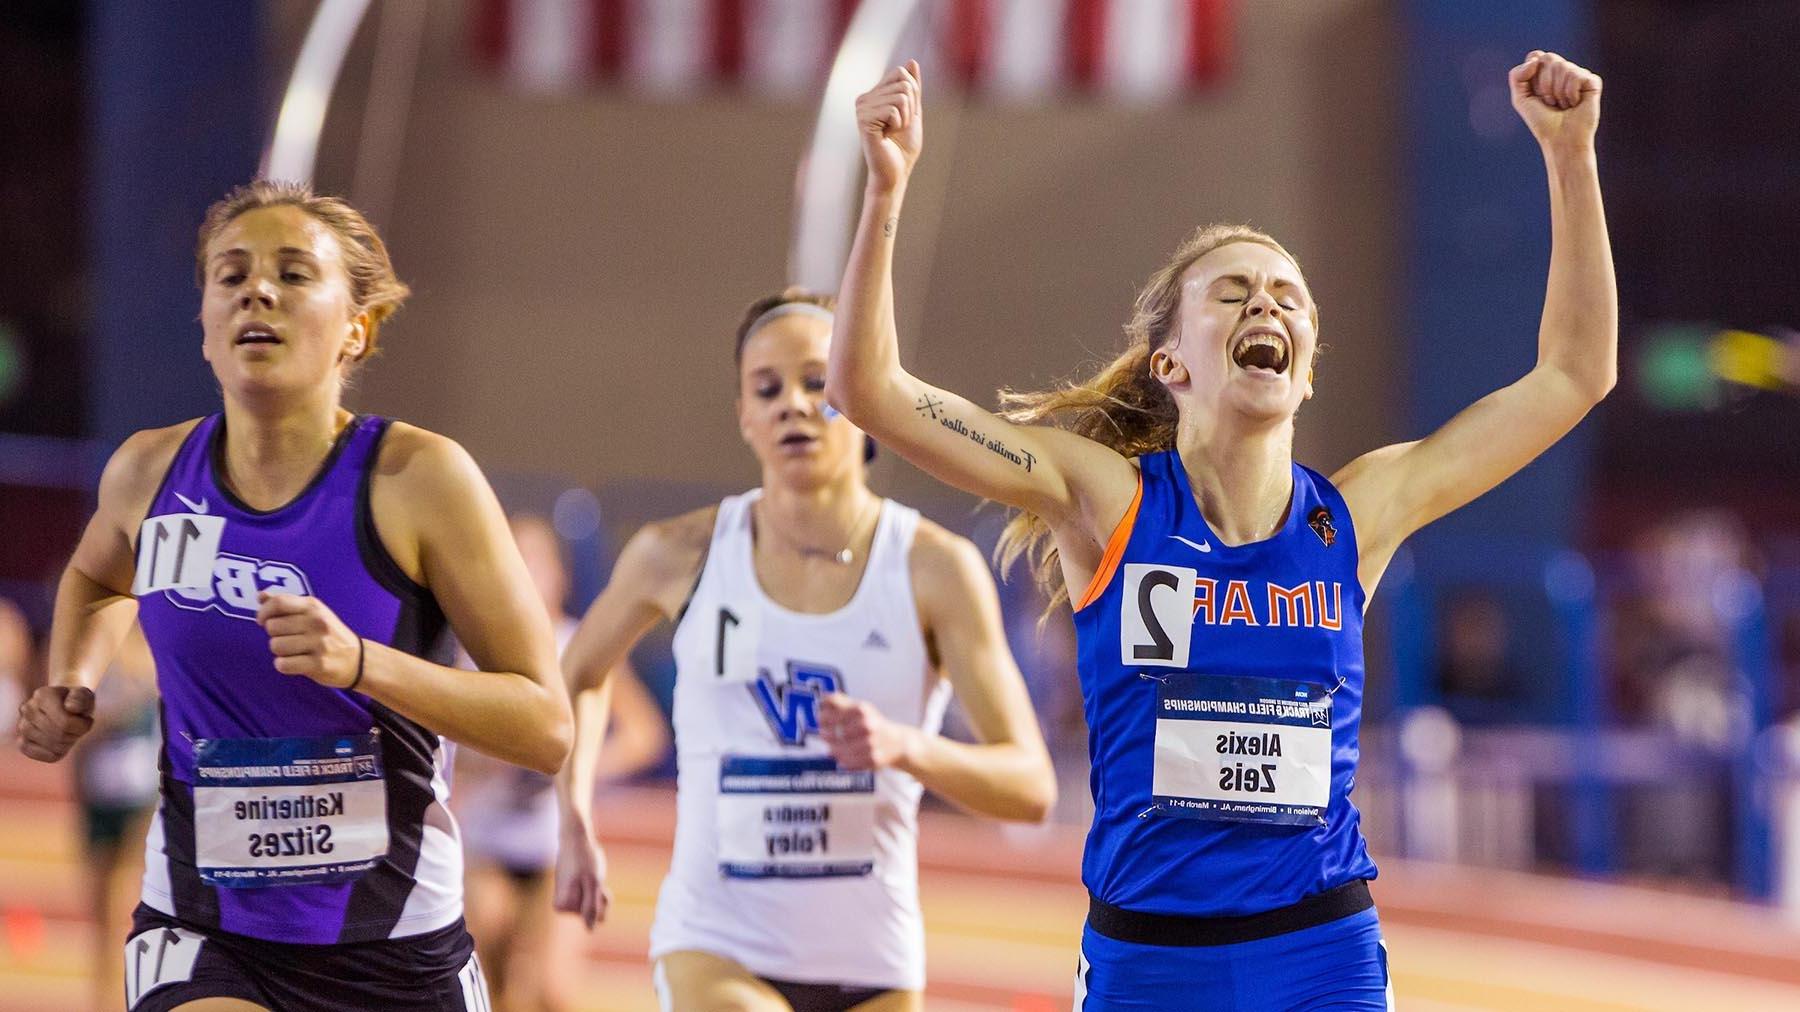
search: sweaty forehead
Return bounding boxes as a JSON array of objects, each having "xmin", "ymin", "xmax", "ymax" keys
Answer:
[
  {"xmin": 1184, "ymin": 241, "xmax": 1307, "ymax": 293},
  {"xmin": 210, "ymin": 205, "xmax": 342, "ymax": 262}
]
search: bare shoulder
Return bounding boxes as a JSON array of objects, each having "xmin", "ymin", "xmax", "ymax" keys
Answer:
[
  {"xmin": 99, "ymin": 419, "xmax": 206, "ymax": 522},
  {"xmin": 626, "ymin": 506, "xmax": 716, "ymax": 581},
  {"xmin": 908, "ymin": 515, "xmax": 996, "ymax": 602},
  {"xmin": 370, "ymin": 421, "xmax": 483, "ymax": 496},
  {"xmin": 617, "ymin": 505, "xmax": 718, "ymax": 616}
]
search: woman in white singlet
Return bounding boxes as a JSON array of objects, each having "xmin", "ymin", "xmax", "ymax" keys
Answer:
[{"xmin": 552, "ymin": 290, "xmax": 1057, "ymax": 1012}]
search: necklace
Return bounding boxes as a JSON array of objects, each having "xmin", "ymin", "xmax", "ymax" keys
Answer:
[{"xmin": 758, "ymin": 496, "xmax": 880, "ymax": 566}]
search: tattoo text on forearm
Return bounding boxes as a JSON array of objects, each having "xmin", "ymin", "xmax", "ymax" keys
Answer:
[{"xmin": 915, "ymin": 395, "xmax": 1035, "ymax": 472}]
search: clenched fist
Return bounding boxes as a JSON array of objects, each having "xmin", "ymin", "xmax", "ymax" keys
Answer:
[
  {"xmin": 857, "ymin": 60, "xmax": 924, "ymax": 194},
  {"xmin": 552, "ymin": 813, "xmax": 613, "ymax": 930},
  {"xmin": 818, "ymin": 693, "xmax": 918, "ymax": 771},
  {"xmin": 256, "ymin": 592, "xmax": 364, "ymax": 690},
  {"xmin": 1510, "ymin": 50, "xmax": 1602, "ymax": 152},
  {"xmin": 17, "ymin": 685, "xmax": 96, "ymax": 763}
]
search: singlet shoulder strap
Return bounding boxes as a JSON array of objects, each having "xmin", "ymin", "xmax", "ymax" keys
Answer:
[{"xmin": 675, "ymin": 491, "xmax": 754, "ymax": 624}]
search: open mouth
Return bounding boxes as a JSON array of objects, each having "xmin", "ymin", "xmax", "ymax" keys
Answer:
[
  {"xmin": 235, "ymin": 322, "xmax": 281, "ymax": 346},
  {"xmin": 1230, "ymin": 328, "xmax": 1290, "ymax": 375},
  {"xmin": 778, "ymin": 432, "xmax": 819, "ymax": 450}
]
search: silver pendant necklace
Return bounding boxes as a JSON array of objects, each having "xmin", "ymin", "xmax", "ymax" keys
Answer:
[{"xmin": 763, "ymin": 497, "xmax": 878, "ymax": 566}]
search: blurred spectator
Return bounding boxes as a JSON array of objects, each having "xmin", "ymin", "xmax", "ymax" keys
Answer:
[
  {"xmin": 456, "ymin": 513, "xmax": 668, "ymax": 1012},
  {"xmin": 1433, "ymin": 590, "xmax": 1526, "ymax": 726},
  {"xmin": 0, "ymin": 597, "xmax": 31, "ymax": 739},
  {"xmin": 1610, "ymin": 510, "xmax": 1754, "ymax": 884},
  {"xmin": 1002, "ymin": 585, "xmax": 1089, "ymax": 826},
  {"xmin": 72, "ymin": 625, "xmax": 159, "ymax": 1012},
  {"xmin": 1611, "ymin": 510, "xmax": 1754, "ymax": 745}
]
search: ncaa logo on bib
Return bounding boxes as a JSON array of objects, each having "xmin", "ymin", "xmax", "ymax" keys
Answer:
[{"xmin": 165, "ymin": 552, "xmax": 313, "ymax": 620}]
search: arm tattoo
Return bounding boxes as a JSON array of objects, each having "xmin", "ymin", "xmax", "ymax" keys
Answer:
[
  {"xmin": 883, "ymin": 218, "xmax": 897, "ymax": 238},
  {"xmin": 918, "ymin": 401, "xmax": 1036, "ymax": 473}
]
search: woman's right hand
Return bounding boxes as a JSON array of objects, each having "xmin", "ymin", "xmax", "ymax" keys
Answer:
[
  {"xmin": 857, "ymin": 60, "xmax": 924, "ymax": 193},
  {"xmin": 17, "ymin": 685, "xmax": 96, "ymax": 763},
  {"xmin": 552, "ymin": 812, "xmax": 612, "ymax": 930}
]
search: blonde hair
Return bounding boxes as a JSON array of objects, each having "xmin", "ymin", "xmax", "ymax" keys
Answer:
[
  {"xmin": 995, "ymin": 224, "xmax": 1313, "ymax": 613},
  {"xmin": 195, "ymin": 180, "xmax": 410, "ymax": 362}
]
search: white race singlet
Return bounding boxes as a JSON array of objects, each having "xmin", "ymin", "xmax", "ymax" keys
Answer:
[{"xmin": 649, "ymin": 491, "xmax": 949, "ymax": 991}]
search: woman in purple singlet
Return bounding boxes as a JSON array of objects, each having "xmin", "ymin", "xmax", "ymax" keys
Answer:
[{"xmin": 15, "ymin": 181, "xmax": 573, "ymax": 1012}]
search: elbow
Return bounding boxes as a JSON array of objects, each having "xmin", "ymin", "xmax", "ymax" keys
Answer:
[
  {"xmin": 1590, "ymin": 365, "xmax": 1619, "ymax": 403},
  {"xmin": 529, "ymin": 693, "xmax": 575, "ymax": 776},
  {"xmin": 823, "ymin": 361, "xmax": 895, "ymax": 430},
  {"xmin": 1572, "ymin": 368, "xmax": 1616, "ymax": 411},
  {"xmin": 822, "ymin": 370, "xmax": 870, "ymax": 424},
  {"xmin": 1004, "ymin": 761, "xmax": 1059, "ymax": 824}
]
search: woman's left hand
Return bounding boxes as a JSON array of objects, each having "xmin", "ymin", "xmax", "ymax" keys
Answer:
[
  {"xmin": 256, "ymin": 592, "xmax": 363, "ymax": 689},
  {"xmin": 819, "ymin": 693, "xmax": 919, "ymax": 771}
]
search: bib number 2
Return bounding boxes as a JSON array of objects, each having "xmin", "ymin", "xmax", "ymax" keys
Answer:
[{"xmin": 1121, "ymin": 563, "xmax": 1195, "ymax": 668}]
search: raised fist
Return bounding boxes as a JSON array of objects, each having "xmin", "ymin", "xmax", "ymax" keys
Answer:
[
  {"xmin": 857, "ymin": 60, "xmax": 924, "ymax": 193},
  {"xmin": 1510, "ymin": 50, "xmax": 1602, "ymax": 151}
]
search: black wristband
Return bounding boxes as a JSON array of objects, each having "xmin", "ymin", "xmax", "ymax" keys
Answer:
[{"xmin": 347, "ymin": 637, "xmax": 366, "ymax": 693}]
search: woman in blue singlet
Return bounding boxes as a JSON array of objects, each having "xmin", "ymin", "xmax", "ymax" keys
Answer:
[
  {"xmin": 827, "ymin": 54, "xmax": 1615, "ymax": 1010},
  {"xmin": 15, "ymin": 181, "xmax": 573, "ymax": 1012}
]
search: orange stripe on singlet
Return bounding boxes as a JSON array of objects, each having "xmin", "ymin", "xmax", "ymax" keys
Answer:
[{"xmin": 1074, "ymin": 472, "xmax": 1143, "ymax": 612}]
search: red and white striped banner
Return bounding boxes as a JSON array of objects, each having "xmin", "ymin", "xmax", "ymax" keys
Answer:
[{"xmin": 472, "ymin": 0, "xmax": 1231, "ymax": 101}]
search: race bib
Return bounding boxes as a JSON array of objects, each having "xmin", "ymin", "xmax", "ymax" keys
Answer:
[
  {"xmin": 710, "ymin": 604, "xmax": 763, "ymax": 684},
  {"xmin": 1151, "ymin": 674, "xmax": 1332, "ymax": 827},
  {"xmin": 1120, "ymin": 563, "xmax": 1196, "ymax": 669},
  {"xmin": 717, "ymin": 756, "xmax": 876, "ymax": 879},
  {"xmin": 124, "ymin": 925, "xmax": 205, "ymax": 1009},
  {"xmin": 191, "ymin": 732, "xmax": 389, "ymax": 887},
  {"xmin": 132, "ymin": 513, "xmax": 226, "ymax": 596}
]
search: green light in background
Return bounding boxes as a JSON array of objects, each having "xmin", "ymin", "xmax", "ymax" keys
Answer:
[
  {"xmin": 0, "ymin": 319, "xmax": 25, "ymax": 409},
  {"xmin": 1636, "ymin": 323, "xmax": 1717, "ymax": 411}
]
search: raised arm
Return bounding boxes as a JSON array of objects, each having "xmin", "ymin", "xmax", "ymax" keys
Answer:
[
  {"xmin": 818, "ymin": 523, "xmax": 1056, "ymax": 822},
  {"xmin": 20, "ymin": 426, "xmax": 184, "ymax": 762},
  {"xmin": 554, "ymin": 510, "xmax": 707, "ymax": 927},
  {"xmin": 827, "ymin": 62, "xmax": 1135, "ymax": 532},
  {"xmin": 1336, "ymin": 51, "xmax": 1616, "ymax": 593}
]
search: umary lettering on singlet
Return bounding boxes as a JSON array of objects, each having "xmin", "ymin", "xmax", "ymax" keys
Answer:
[{"xmin": 1191, "ymin": 578, "xmax": 1344, "ymax": 630}]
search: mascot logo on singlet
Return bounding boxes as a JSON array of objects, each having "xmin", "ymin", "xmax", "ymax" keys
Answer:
[
  {"xmin": 748, "ymin": 662, "xmax": 843, "ymax": 746},
  {"xmin": 165, "ymin": 552, "xmax": 313, "ymax": 621}
]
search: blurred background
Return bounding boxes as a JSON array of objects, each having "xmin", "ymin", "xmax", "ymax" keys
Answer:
[{"xmin": 4, "ymin": 1, "xmax": 1800, "ymax": 1009}]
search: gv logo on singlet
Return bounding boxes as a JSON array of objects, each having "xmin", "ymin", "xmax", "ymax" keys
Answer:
[
  {"xmin": 748, "ymin": 662, "xmax": 843, "ymax": 746},
  {"xmin": 165, "ymin": 552, "xmax": 313, "ymax": 621}
]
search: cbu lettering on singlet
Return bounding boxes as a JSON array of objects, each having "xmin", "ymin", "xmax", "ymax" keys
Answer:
[{"xmin": 1073, "ymin": 451, "xmax": 1379, "ymax": 918}]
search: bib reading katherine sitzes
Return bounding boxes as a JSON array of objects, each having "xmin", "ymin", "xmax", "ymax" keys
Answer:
[{"xmin": 191, "ymin": 732, "xmax": 390, "ymax": 887}]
